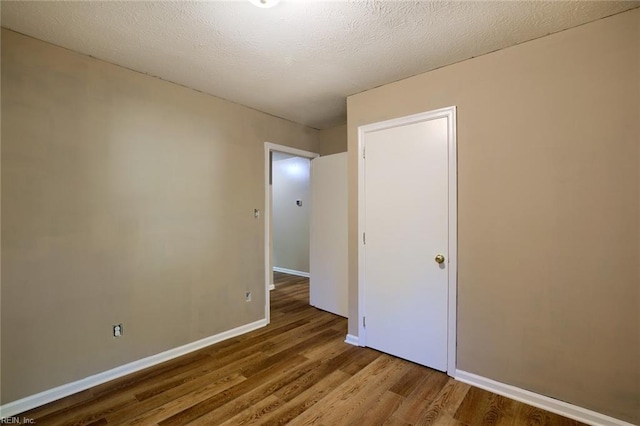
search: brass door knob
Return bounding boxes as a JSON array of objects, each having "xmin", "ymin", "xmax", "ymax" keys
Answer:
[{"xmin": 435, "ymin": 254, "xmax": 445, "ymax": 264}]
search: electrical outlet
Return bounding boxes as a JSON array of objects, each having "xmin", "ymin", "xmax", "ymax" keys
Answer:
[
  {"xmin": 245, "ymin": 291, "xmax": 251, "ymax": 302},
  {"xmin": 113, "ymin": 324, "xmax": 123, "ymax": 337}
]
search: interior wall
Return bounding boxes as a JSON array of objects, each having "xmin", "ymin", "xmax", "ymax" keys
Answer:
[
  {"xmin": 1, "ymin": 29, "xmax": 319, "ymax": 403},
  {"xmin": 272, "ymin": 153, "xmax": 311, "ymax": 274},
  {"xmin": 0, "ymin": 25, "xmax": 3, "ymax": 407},
  {"xmin": 318, "ymin": 123, "xmax": 347, "ymax": 156},
  {"xmin": 347, "ymin": 9, "xmax": 639, "ymax": 424}
]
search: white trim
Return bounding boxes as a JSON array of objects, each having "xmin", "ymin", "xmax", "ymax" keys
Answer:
[
  {"xmin": 344, "ymin": 334, "xmax": 361, "ymax": 346},
  {"xmin": 454, "ymin": 370, "xmax": 635, "ymax": 426},
  {"xmin": 446, "ymin": 107, "xmax": 458, "ymax": 375},
  {"xmin": 0, "ymin": 319, "xmax": 267, "ymax": 418},
  {"xmin": 272, "ymin": 266, "xmax": 310, "ymax": 278},
  {"xmin": 357, "ymin": 106, "xmax": 458, "ymax": 375},
  {"xmin": 264, "ymin": 142, "xmax": 319, "ymax": 325},
  {"xmin": 269, "ymin": 284, "xmax": 276, "ymax": 291},
  {"xmin": 357, "ymin": 125, "xmax": 367, "ymax": 347}
]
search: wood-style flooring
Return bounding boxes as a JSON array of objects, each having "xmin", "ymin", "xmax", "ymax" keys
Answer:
[{"xmin": 20, "ymin": 272, "xmax": 585, "ymax": 425}]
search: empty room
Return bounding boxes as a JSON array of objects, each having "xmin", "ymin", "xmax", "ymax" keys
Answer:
[{"xmin": 1, "ymin": 1, "xmax": 639, "ymax": 425}]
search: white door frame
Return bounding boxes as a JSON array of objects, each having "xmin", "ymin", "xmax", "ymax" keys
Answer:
[
  {"xmin": 264, "ymin": 142, "xmax": 319, "ymax": 323},
  {"xmin": 357, "ymin": 106, "xmax": 458, "ymax": 375}
]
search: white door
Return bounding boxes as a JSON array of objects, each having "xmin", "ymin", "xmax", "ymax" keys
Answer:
[
  {"xmin": 362, "ymin": 110, "xmax": 454, "ymax": 371},
  {"xmin": 310, "ymin": 153, "xmax": 348, "ymax": 317}
]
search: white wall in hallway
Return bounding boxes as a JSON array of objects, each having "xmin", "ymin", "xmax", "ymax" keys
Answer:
[{"xmin": 272, "ymin": 153, "xmax": 311, "ymax": 274}]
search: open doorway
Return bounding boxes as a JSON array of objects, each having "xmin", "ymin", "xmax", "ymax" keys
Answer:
[
  {"xmin": 264, "ymin": 143, "xmax": 319, "ymax": 323},
  {"xmin": 272, "ymin": 152, "xmax": 311, "ymax": 278}
]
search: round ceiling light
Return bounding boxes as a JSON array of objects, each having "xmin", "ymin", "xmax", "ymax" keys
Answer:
[{"xmin": 248, "ymin": 0, "xmax": 281, "ymax": 8}]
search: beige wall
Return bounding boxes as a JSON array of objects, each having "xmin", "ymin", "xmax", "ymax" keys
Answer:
[
  {"xmin": 318, "ymin": 123, "xmax": 347, "ymax": 156},
  {"xmin": 1, "ymin": 29, "xmax": 318, "ymax": 403},
  {"xmin": 0, "ymin": 27, "xmax": 3, "ymax": 406},
  {"xmin": 347, "ymin": 10, "xmax": 640, "ymax": 424},
  {"xmin": 272, "ymin": 154, "xmax": 311, "ymax": 273}
]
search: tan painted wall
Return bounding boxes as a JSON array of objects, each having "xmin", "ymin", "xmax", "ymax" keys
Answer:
[
  {"xmin": 347, "ymin": 10, "xmax": 640, "ymax": 424},
  {"xmin": 0, "ymin": 27, "xmax": 4, "ymax": 406},
  {"xmin": 318, "ymin": 123, "xmax": 347, "ymax": 156},
  {"xmin": 1, "ymin": 29, "xmax": 318, "ymax": 403}
]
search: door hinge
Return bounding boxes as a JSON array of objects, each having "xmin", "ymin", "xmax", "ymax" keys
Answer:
[
  {"xmin": 363, "ymin": 316, "xmax": 366, "ymax": 328},
  {"xmin": 363, "ymin": 233, "xmax": 366, "ymax": 244},
  {"xmin": 363, "ymin": 147, "xmax": 366, "ymax": 159}
]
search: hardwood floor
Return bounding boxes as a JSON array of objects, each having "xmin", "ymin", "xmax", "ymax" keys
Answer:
[{"xmin": 20, "ymin": 272, "xmax": 585, "ymax": 425}]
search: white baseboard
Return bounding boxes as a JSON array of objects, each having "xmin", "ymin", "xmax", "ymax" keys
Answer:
[
  {"xmin": 0, "ymin": 319, "xmax": 268, "ymax": 419},
  {"xmin": 344, "ymin": 334, "xmax": 360, "ymax": 346},
  {"xmin": 273, "ymin": 267, "xmax": 310, "ymax": 278},
  {"xmin": 454, "ymin": 370, "xmax": 635, "ymax": 426}
]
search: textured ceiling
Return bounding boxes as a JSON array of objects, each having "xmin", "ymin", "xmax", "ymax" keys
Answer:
[{"xmin": 1, "ymin": 1, "xmax": 638, "ymax": 129}]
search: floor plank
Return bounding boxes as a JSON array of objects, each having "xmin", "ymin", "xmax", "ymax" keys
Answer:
[
  {"xmin": 18, "ymin": 272, "xmax": 587, "ymax": 425},
  {"xmin": 415, "ymin": 379, "xmax": 471, "ymax": 425}
]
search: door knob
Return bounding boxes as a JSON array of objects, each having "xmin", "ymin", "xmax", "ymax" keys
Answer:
[{"xmin": 435, "ymin": 254, "xmax": 445, "ymax": 264}]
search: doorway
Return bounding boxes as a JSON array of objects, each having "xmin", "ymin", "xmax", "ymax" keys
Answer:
[
  {"xmin": 357, "ymin": 106, "xmax": 457, "ymax": 374},
  {"xmin": 264, "ymin": 143, "xmax": 319, "ymax": 323},
  {"xmin": 272, "ymin": 152, "xmax": 311, "ymax": 278}
]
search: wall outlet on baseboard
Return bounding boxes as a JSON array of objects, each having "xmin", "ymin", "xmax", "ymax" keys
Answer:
[
  {"xmin": 113, "ymin": 324, "xmax": 123, "ymax": 337},
  {"xmin": 245, "ymin": 291, "xmax": 251, "ymax": 302}
]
